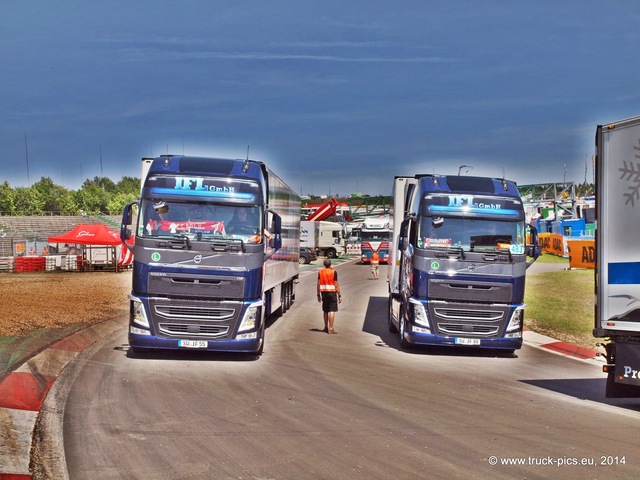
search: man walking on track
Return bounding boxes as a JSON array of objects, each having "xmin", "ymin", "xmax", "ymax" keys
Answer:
[
  {"xmin": 371, "ymin": 251, "xmax": 380, "ymax": 280},
  {"xmin": 317, "ymin": 258, "xmax": 342, "ymax": 334}
]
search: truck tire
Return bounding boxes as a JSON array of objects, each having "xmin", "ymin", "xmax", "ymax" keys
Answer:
[
  {"xmin": 399, "ymin": 307, "xmax": 412, "ymax": 350},
  {"xmin": 264, "ymin": 290, "xmax": 272, "ymax": 323},
  {"xmin": 281, "ymin": 283, "xmax": 288, "ymax": 313},
  {"xmin": 326, "ymin": 249, "xmax": 336, "ymax": 259},
  {"xmin": 388, "ymin": 295, "xmax": 398, "ymax": 333},
  {"xmin": 256, "ymin": 330, "xmax": 264, "ymax": 355}
]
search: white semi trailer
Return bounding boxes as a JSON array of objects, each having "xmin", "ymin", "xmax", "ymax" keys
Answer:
[{"xmin": 594, "ymin": 115, "xmax": 640, "ymax": 397}]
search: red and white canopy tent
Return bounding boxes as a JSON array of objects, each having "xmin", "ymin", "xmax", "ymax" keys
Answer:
[
  {"xmin": 48, "ymin": 223, "xmax": 122, "ymax": 246},
  {"xmin": 48, "ymin": 224, "xmax": 133, "ymax": 269}
]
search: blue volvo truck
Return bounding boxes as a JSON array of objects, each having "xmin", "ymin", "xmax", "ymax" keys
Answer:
[
  {"xmin": 121, "ymin": 155, "xmax": 300, "ymax": 354},
  {"xmin": 388, "ymin": 174, "xmax": 539, "ymax": 352}
]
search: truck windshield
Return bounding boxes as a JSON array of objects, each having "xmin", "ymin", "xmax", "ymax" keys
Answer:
[
  {"xmin": 361, "ymin": 230, "xmax": 390, "ymax": 242},
  {"xmin": 138, "ymin": 199, "xmax": 262, "ymax": 244},
  {"xmin": 417, "ymin": 217, "xmax": 525, "ymax": 254}
]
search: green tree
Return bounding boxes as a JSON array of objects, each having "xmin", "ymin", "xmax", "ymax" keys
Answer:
[
  {"xmin": 13, "ymin": 187, "xmax": 44, "ymax": 215},
  {"xmin": 74, "ymin": 183, "xmax": 109, "ymax": 214},
  {"xmin": 83, "ymin": 176, "xmax": 117, "ymax": 193},
  {"xmin": 116, "ymin": 176, "xmax": 140, "ymax": 195},
  {"xmin": 0, "ymin": 181, "xmax": 16, "ymax": 214},
  {"xmin": 31, "ymin": 177, "xmax": 78, "ymax": 214},
  {"xmin": 106, "ymin": 192, "xmax": 137, "ymax": 215}
]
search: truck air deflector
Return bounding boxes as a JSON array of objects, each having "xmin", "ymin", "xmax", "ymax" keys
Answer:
[
  {"xmin": 179, "ymin": 157, "xmax": 235, "ymax": 174},
  {"xmin": 421, "ymin": 194, "xmax": 524, "ymax": 221},
  {"xmin": 149, "ymin": 187, "xmax": 255, "ymax": 200}
]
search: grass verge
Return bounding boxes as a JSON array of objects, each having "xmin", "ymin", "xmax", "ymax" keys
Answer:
[{"xmin": 525, "ymin": 254, "xmax": 595, "ymax": 350}]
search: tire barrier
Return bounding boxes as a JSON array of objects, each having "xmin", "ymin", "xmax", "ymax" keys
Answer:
[
  {"xmin": 14, "ymin": 256, "xmax": 46, "ymax": 273},
  {"xmin": 11, "ymin": 255, "xmax": 83, "ymax": 273}
]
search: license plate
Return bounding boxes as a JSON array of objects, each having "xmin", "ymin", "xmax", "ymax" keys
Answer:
[
  {"xmin": 178, "ymin": 340, "xmax": 208, "ymax": 348},
  {"xmin": 455, "ymin": 338, "xmax": 481, "ymax": 346}
]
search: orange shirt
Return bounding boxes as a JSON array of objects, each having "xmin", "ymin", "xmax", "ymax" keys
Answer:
[{"xmin": 318, "ymin": 268, "xmax": 337, "ymax": 292}]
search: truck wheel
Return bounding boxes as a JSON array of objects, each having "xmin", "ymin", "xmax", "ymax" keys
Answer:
[
  {"xmin": 280, "ymin": 284, "xmax": 288, "ymax": 313},
  {"xmin": 399, "ymin": 310, "xmax": 411, "ymax": 350},
  {"xmin": 326, "ymin": 249, "xmax": 336, "ymax": 259},
  {"xmin": 256, "ymin": 330, "xmax": 264, "ymax": 355},
  {"xmin": 264, "ymin": 291, "xmax": 272, "ymax": 322},
  {"xmin": 286, "ymin": 280, "xmax": 293, "ymax": 309},
  {"xmin": 388, "ymin": 295, "xmax": 398, "ymax": 333}
]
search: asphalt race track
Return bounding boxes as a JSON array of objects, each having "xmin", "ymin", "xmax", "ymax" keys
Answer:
[{"xmin": 35, "ymin": 260, "xmax": 640, "ymax": 479}]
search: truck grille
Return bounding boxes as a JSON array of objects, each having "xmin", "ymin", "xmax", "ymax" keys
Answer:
[
  {"xmin": 438, "ymin": 323, "xmax": 500, "ymax": 336},
  {"xmin": 149, "ymin": 298, "xmax": 241, "ymax": 340},
  {"xmin": 154, "ymin": 305, "xmax": 235, "ymax": 321},
  {"xmin": 433, "ymin": 307, "xmax": 502, "ymax": 321},
  {"xmin": 158, "ymin": 323, "xmax": 229, "ymax": 337},
  {"xmin": 148, "ymin": 272, "xmax": 245, "ymax": 299},
  {"xmin": 429, "ymin": 303, "xmax": 508, "ymax": 338},
  {"xmin": 429, "ymin": 279, "xmax": 512, "ymax": 303}
]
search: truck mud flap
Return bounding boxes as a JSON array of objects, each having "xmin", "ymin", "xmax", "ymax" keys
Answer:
[
  {"xmin": 608, "ymin": 342, "xmax": 640, "ymax": 397},
  {"xmin": 606, "ymin": 372, "xmax": 640, "ymax": 398}
]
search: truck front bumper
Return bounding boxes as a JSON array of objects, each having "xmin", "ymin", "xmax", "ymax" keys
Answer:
[
  {"xmin": 402, "ymin": 329, "xmax": 522, "ymax": 350},
  {"xmin": 129, "ymin": 328, "xmax": 264, "ymax": 354}
]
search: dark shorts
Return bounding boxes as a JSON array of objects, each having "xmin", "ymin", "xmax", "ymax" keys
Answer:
[{"xmin": 321, "ymin": 292, "xmax": 338, "ymax": 312}]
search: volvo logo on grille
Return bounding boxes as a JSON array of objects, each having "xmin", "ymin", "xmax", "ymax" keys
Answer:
[
  {"xmin": 468, "ymin": 264, "xmax": 476, "ymax": 272},
  {"xmin": 194, "ymin": 254, "xmax": 203, "ymax": 264}
]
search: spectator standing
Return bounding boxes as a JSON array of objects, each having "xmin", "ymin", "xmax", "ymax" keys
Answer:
[
  {"xmin": 317, "ymin": 258, "xmax": 342, "ymax": 334},
  {"xmin": 371, "ymin": 251, "xmax": 380, "ymax": 280}
]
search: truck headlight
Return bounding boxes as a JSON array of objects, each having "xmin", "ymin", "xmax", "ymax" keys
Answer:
[
  {"xmin": 129, "ymin": 295, "xmax": 149, "ymax": 328},
  {"xmin": 505, "ymin": 305, "xmax": 525, "ymax": 337},
  {"xmin": 409, "ymin": 297, "xmax": 430, "ymax": 329},
  {"xmin": 239, "ymin": 302, "xmax": 262, "ymax": 332}
]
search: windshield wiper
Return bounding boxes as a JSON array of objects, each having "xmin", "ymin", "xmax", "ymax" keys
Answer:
[
  {"xmin": 156, "ymin": 234, "xmax": 191, "ymax": 249},
  {"xmin": 481, "ymin": 248, "xmax": 513, "ymax": 262},
  {"xmin": 210, "ymin": 238, "xmax": 245, "ymax": 253},
  {"xmin": 433, "ymin": 245, "xmax": 465, "ymax": 259}
]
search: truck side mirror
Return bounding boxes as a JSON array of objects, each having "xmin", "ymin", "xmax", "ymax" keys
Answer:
[
  {"xmin": 122, "ymin": 200, "xmax": 136, "ymax": 227},
  {"xmin": 271, "ymin": 214, "xmax": 282, "ymax": 250},
  {"xmin": 399, "ymin": 215, "xmax": 414, "ymax": 253},
  {"xmin": 526, "ymin": 224, "xmax": 540, "ymax": 267},
  {"xmin": 264, "ymin": 210, "xmax": 282, "ymax": 257},
  {"xmin": 121, "ymin": 200, "xmax": 138, "ymax": 253}
]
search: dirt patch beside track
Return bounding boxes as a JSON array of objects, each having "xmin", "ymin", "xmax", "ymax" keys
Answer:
[{"xmin": 0, "ymin": 271, "xmax": 131, "ymax": 336}]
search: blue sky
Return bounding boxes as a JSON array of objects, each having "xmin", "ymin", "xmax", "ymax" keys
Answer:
[{"xmin": 2, "ymin": 1, "xmax": 640, "ymax": 196}]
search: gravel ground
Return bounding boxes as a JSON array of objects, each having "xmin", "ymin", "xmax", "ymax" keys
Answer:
[{"xmin": 0, "ymin": 271, "xmax": 131, "ymax": 337}]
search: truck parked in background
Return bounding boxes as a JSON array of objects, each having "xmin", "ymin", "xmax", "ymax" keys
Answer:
[
  {"xmin": 121, "ymin": 155, "xmax": 300, "ymax": 355},
  {"xmin": 594, "ymin": 115, "xmax": 640, "ymax": 397},
  {"xmin": 388, "ymin": 174, "xmax": 538, "ymax": 352},
  {"xmin": 360, "ymin": 214, "xmax": 391, "ymax": 264},
  {"xmin": 300, "ymin": 220, "xmax": 346, "ymax": 258}
]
